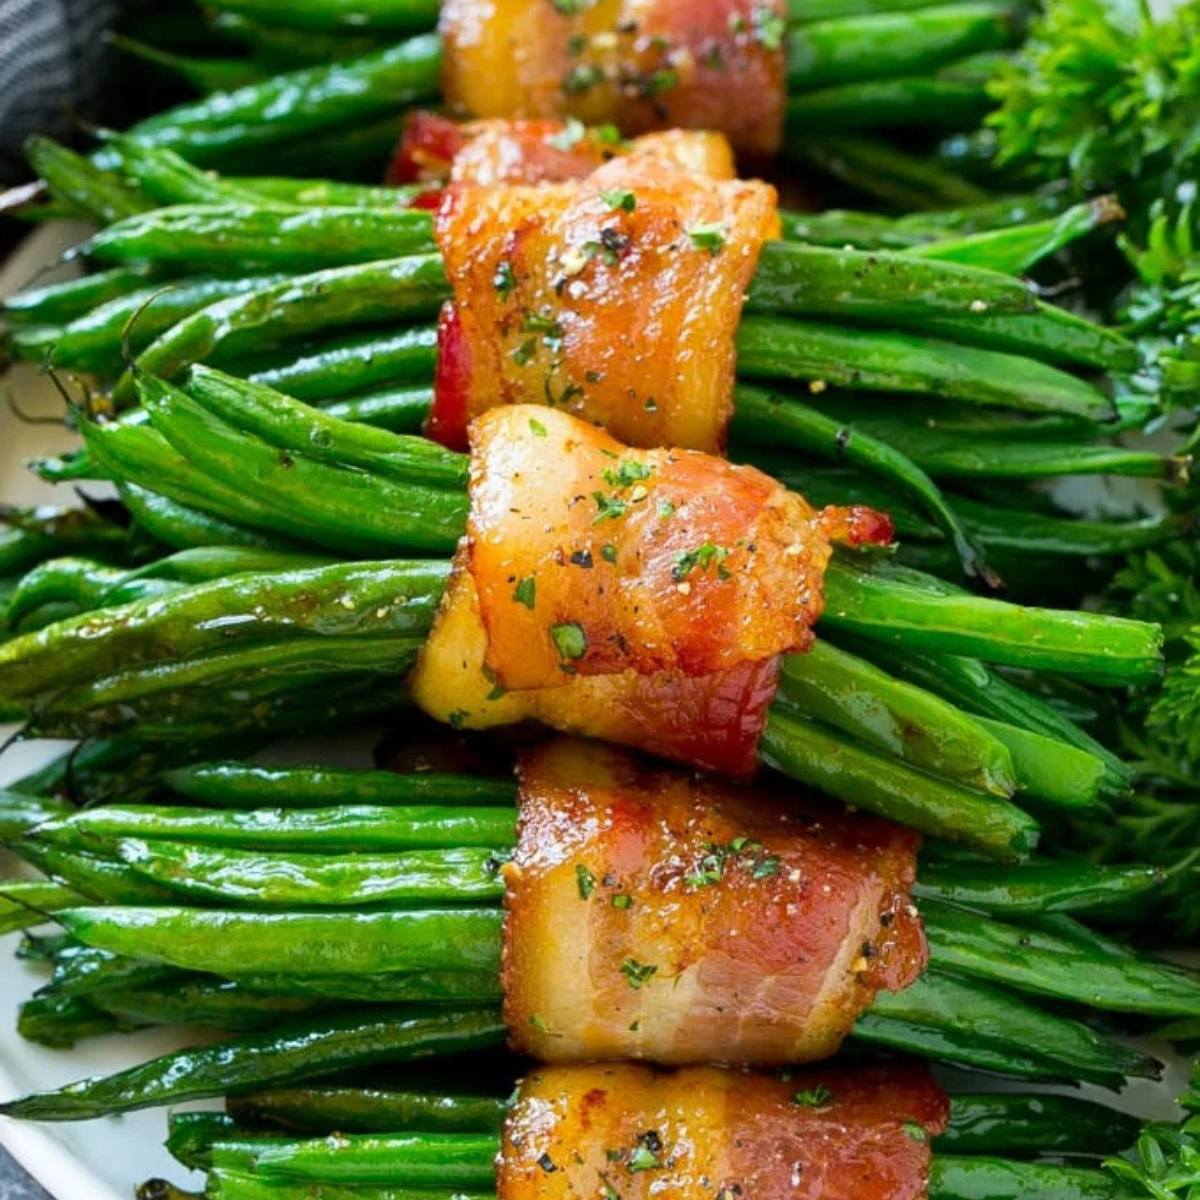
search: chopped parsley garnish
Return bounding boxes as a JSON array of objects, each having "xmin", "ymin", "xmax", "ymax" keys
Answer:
[
  {"xmin": 512, "ymin": 338, "xmax": 537, "ymax": 366},
  {"xmin": 602, "ymin": 459, "xmax": 652, "ymax": 488},
  {"xmin": 791, "ymin": 1085, "xmax": 832, "ymax": 1108},
  {"xmin": 673, "ymin": 541, "xmax": 731, "ymax": 581},
  {"xmin": 600, "ymin": 186, "xmax": 636, "ymax": 212},
  {"xmin": 600, "ymin": 1176, "xmax": 620, "ymax": 1200},
  {"xmin": 601, "ymin": 543, "xmax": 618, "ymax": 563},
  {"xmin": 684, "ymin": 837, "xmax": 781, "ymax": 889},
  {"xmin": 903, "ymin": 1122, "xmax": 928, "ymax": 1143},
  {"xmin": 620, "ymin": 958, "xmax": 658, "ymax": 989},
  {"xmin": 753, "ymin": 5, "xmax": 787, "ymax": 49},
  {"xmin": 551, "ymin": 621, "xmax": 588, "ymax": 661},
  {"xmin": 447, "ymin": 708, "xmax": 469, "ymax": 730},
  {"xmin": 513, "ymin": 576, "xmax": 536, "ymax": 609},
  {"xmin": 552, "ymin": 0, "xmax": 590, "ymax": 13},
  {"xmin": 528, "ymin": 1014, "xmax": 551, "ymax": 1033},
  {"xmin": 592, "ymin": 491, "xmax": 629, "ymax": 523},
  {"xmin": 493, "ymin": 260, "xmax": 516, "ymax": 295},
  {"xmin": 576, "ymin": 863, "xmax": 597, "ymax": 899},
  {"xmin": 595, "ymin": 123, "xmax": 623, "ymax": 144},
  {"xmin": 529, "ymin": 417, "xmax": 547, "ymax": 437},
  {"xmin": 564, "ymin": 64, "xmax": 603, "ymax": 94},
  {"xmin": 611, "ymin": 893, "xmax": 632, "ymax": 909},
  {"xmin": 641, "ymin": 67, "xmax": 678, "ymax": 95},
  {"xmin": 522, "ymin": 312, "xmax": 564, "ymax": 339},
  {"xmin": 548, "ymin": 117, "xmax": 586, "ymax": 149},
  {"xmin": 688, "ymin": 223, "xmax": 728, "ymax": 254},
  {"xmin": 628, "ymin": 1132, "xmax": 663, "ymax": 1171},
  {"xmin": 658, "ymin": 499, "xmax": 676, "ymax": 519}
]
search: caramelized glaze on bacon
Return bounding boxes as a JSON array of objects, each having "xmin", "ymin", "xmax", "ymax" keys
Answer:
[
  {"xmin": 501, "ymin": 739, "xmax": 927, "ymax": 1065},
  {"xmin": 500, "ymin": 1063, "xmax": 946, "ymax": 1200},
  {"xmin": 440, "ymin": 0, "xmax": 788, "ymax": 157},
  {"xmin": 429, "ymin": 155, "xmax": 777, "ymax": 452}
]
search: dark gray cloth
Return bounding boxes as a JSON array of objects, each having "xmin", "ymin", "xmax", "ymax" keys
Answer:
[
  {"xmin": 0, "ymin": 0, "xmax": 116, "ymax": 180},
  {"xmin": 0, "ymin": 1147, "xmax": 51, "ymax": 1200}
]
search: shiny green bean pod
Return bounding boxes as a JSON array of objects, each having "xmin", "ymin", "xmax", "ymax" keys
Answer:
[
  {"xmin": 210, "ymin": 12, "xmax": 385, "ymax": 68},
  {"xmin": 105, "ymin": 136, "xmax": 271, "ymax": 205},
  {"xmin": 26, "ymin": 136, "xmax": 154, "ymax": 224},
  {"xmin": 235, "ymin": 177, "xmax": 428, "ymax": 208},
  {"xmin": 108, "ymin": 839, "xmax": 507, "ymax": 908},
  {"xmin": 928, "ymin": 1158, "xmax": 1127, "ymax": 1200},
  {"xmin": 118, "ymin": 483, "xmax": 300, "ymax": 553},
  {"xmin": 228, "ymin": 971, "xmax": 500, "ymax": 1004},
  {"xmin": 730, "ymin": 383, "xmax": 993, "ymax": 581},
  {"xmin": 215, "ymin": 113, "xmax": 408, "ymax": 180},
  {"xmin": 319, "ymin": 386, "xmax": 432, "ymax": 431},
  {"xmin": 935, "ymin": 1093, "xmax": 1139, "ymax": 1157},
  {"xmin": 3, "ymin": 266, "xmax": 150, "ymax": 326},
  {"xmin": 0, "ymin": 880, "xmax": 87, "ymax": 935},
  {"xmin": 915, "ymin": 860, "xmax": 1166, "ymax": 916},
  {"xmin": 0, "ymin": 503, "xmax": 141, "ymax": 571},
  {"xmin": 202, "ymin": 0, "xmax": 439, "ymax": 32},
  {"xmin": 822, "ymin": 559, "xmax": 1163, "ymax": 683},
  {"xmin": 856, "ymin": 969, "xmax": 1159, "ymax": 1086},
  {"xmin": 785, "ymin": 1, "xmax": 1020, "ymax": 90},
  {"xmin": 0, "ymin": 793, "xmax": 70, "ymax": 840},
  {"xmin": 116, "ymin": 254, "xmax": 448, "ymax": 402},
  {"xmin": 185, "ymin": 364, "xmax": 464, "ymax": 490},
  {"xmin": 164, "ymin": 762, "xmax": 516, "ymax": 808},
  {"xmin": 91, "ymin": 976, "xmax": 326, "ymax": 1032},
  {"xmin": 243, "ymin": 326, "xmax": 437, "ymax": 402},
  {"xmin": 736, "ymin": 315, "xmax": 1113, "ymax": 419},
  {"xmin": 758, "ymin": 707, "xmax": 1038, "ymax": 858},
  {"xmin": 116, "ymin": 35, "xmax": 441, "ymax": 165},
  {"xmin": 140, "ymin": 374, "xmax": 466, "ymax": 553},
  {"xmin": 0, "ymin": 1006, "xmax": 506, "ymax": 1120},
  {"xmin": 785, "ymin": 0, "xmax": 1009, "ymax": 19},
  {"xmin": 17, "ymin": 994, "xmax": 130, "ymax": 1049},
  {"xmin": 779, "ymin": 208, "xmax": 934, "ymax": 248},
  {"xmin": 9, "ymin": 275, "xmax": 289, "ymax": 375},
  {"xmin": 84, "ymin": 205, "xmax": 434, "ymax": 271},
  {"xmin": 6, "ymin": 558, "xmax": 154, "ymax": 629},
  {"xmin": 108, "ymin": 34, "xmax": 268, "ymax": 95},
  {"xmin": 0, "ymin": 558, "xmax": 448, "ymax": 702},
  {"xmin": 103, "ymin": 546, "xmax": 334, "ymax": 599},
  {"xmin": 775, "ymin": 640, "xmax": 1016, "ymax": 794},
  {"xmin": 169, "ymin": 1114, "xmax": 297, "ymax": 1170},
  {"xmin": 174, "ymin": 1167, "xmax": 492, "ymax": 1199},
  {"xmin": 975, "ymin": 716, "xmax": 1106, "ymax": 808},
  {"xmin": 785, "ymin": 71, "xmax": 991, "ymax": 132},
  {"xmin": 42, "ymin": 943, "xmax": 177, "ymax": 998},
  {"xmin": 55, "ymin": 906, "xmax": 505, "ymax": 977},
  {"xmin": 12, "ymin": 842, "xmax": 176, "ymax": 904},
  {"xmin": 227, "ymin": 1088, "xmax": 507, "ymax": 1135},
  {"xmin": 34, "ymin": 802, "xmax": 515, "ymax": 854},
  {"xmin": 920, "ymin": 898, "xmax": 1200, "ymax": 1016},
  {"xmin": 895, "ymin": 186, "xmax": 1077, "ymax": 236},
  {"xmin": 912, "ymin": 195, "xmax": 1124, "ymax": 275}
]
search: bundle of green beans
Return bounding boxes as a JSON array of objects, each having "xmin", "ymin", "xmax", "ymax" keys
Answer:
[
  {"xmin": 0, "ymin": 759, "xmax": 1188, "ymax": 1109},
  {"xmin": 130, "ymin": 1084, "xmax": 1149, "ymax": 1200},
  {"xmin": 4, "ymin": 136, "xmax": 1175, "ymax": 593},
  {"xmin": 0, "ymin": 360, "xmax": 1168, "ymax": 855},
  {"xmin": 80, "ymin": 0, "xmax": 1025, "ymax": 185}
]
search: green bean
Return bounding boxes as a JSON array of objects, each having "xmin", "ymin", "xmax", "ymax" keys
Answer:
[
  {"xmin": 938, "ymin": 1093, "xmax": 1139, "ymax": 1157},
  {"xmin": 775, "ymin": 641, "xmax": 1016, "ymax": 793},
  {"xmin": 117, "ymin": 255, "xmax": 448, "ymax": 401},
  {"xmin": 786, "ymin": 2, "xmax": 1019, "ymax": 90},
  {"xmin": 91, "ymin": 977, "xmax": 326, "ymax": 1032},
  {"xmin": 320, "ymin": 386, "xmax": 432, "ymax": 431},
  {"xmin": 204, "ymin": 1169, "xmax": 492, "ymax": 1200},
  {"xmin": 920, "ymin": 898, "xmax": 1200, "ymax": 1015},
  {"xmin": 244, "ymin": 326, "xmax": 438, "ymax": 401},
  {"xmin": 57, "ymin": 906, "xmax": 504, "ymax": 979},
  {"xmin": 12, "ymin": 842, "xmax": 176, "ymax": 904},
  {"xmin": 786, "ymin": 0, "xmax": 1003, "ymax": 19},
  {"xmin": 6, "ymin": 558, "xmax": 152, "ymax": 628},
  {"xmin": 894, "ymin": 186, "xmax": 1077, "ymax": 235},
  {"xmin": 855, "ymin": 969, "xmax": 1160, "ymax": 1086},
  {"xmin": 211, "ymin": 12, "xmax": 385, "ymax": 68},
  {"xmin": 108, "ymin": 34, "xmax": 267, "ymax": 95},
  {"xmin": 216, "ymin": 113, "xmax": 408, "ymax": 180},
  {"xmin": 785, "ymin": 72, "xmax": 991, "ymax": 132},
  {"xmin": 119, "ymin": 35, "xmax": 441, "ymax": 165},
  {"xmin": 913, "ymin": 195, "xmax": 1125, "ymax": 274},
  {"xmin": 975, "ymin": 716, "xmax": 1106, "ymax": 808},
  {"xmin": 928, "ymin": 1157, "xmax": 1127, "ymax": 1199},
  {"xmin": 0, "ymin": 1006, "xmax": 505, "ymax": 1120},
  {"xmin": 43, "ymin": 943, "xmax": 177, "ymax": 998},
  {"xmin": 169, "ymin": 1113, "xmax": 290, "ymax": 1170},
  {"xmin": 736, "ymin": 315, "xmax": 1114, "ymax": 419},
  {"xmin": 118, "ymin": 483, "xmax": 299, "ymax": 552},
  {"xmin": 3, "ymin": 266, "xmax": 150, "ymax": 326},
  {"xmin": 106, "ymin": 136, "xmax": 270, "ymax": 205},
  {"xmin": 229, "ymin": 971, "xmax": 500, "ymax": 1003},
  {"xmin": 915, "ymin": 859, "xmax": 1165, "ymax": 916},
  {"xmin": 104, "ymin": 546, "xmax": 334, "ymax": 600},
  {"xmin": 0, "ymin": 880, "xmax": 87, "ymax": 934},
  {"xmin": 108, "ymin": 839, "xmax": 507, "ymax": 908},
  {"xmin": 17, "ymin": 994, "xmax": 130, "ymax": 1049},
  {"xmin": 34, "ymin": 803, "xmax": 515, "ymax": 854},
  {"xmin": 184, "ymin": 364, "xmax": 465, "ymax": 489},
  {"xmin": 0, "ymin": 558, "xmax": 447, "ymax": 702},
  {"xmin": 139, "ymin": 374, "xmax": 466, "ymax": 552},
  {"xmin": 233, "ymin": 1132, "xmax": 497, "ymax": 1189},
  {"xmin": 0, "ymin": 503, "xmax": 140, "ymax": 571},
  {"xmin": 85, "ymin": 205, "xmax": 434, "ymax": 271},
  {"xmin": 235, "ymin": 177, "xmax": 426, "ymax": 208},
  {"xmin": 822, "ymin": 559, "xmax": 1163, "ymax": 682},
  {"xmin": 228, "ymin": 1087, "xmax": 507, "ymax": 1135},
  {"xmin": 164, "ymin": 762, "xmax": 516, "ymax": 808},
  {"xmin": 779, "ymin": 208, "xmax": 934, "ymax": 249},
  {"xmin": 750, "ymin": 239, "xmax": 1037, "ymax": 321},
  {"xmin": 0, "ymin": 793, "xmax": 70, "ymax": 840},
  {"xmin": 731, "ymin": 383, "xmax": 994, "ymax": 580},
  {"xmin": 26, "ymin": 136, "xmax": 153, "ymax": 223},
  {"xmin": 203, "ymin": 0, "xmax": 439, "ymax": 32},
  {"xmin": 759, "ymin": 707, "xmax": 1039, "ymax": 858}
]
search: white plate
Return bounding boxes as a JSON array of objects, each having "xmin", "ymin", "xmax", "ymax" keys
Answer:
[{"xmin": 0, "ymin": 226, "xmax": 1190, "ymax": 1198}]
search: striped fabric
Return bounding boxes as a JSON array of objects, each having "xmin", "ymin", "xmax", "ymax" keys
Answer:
[{"xmin": 0, "ymin": 0, "xmax": 116, "ymax": 181}]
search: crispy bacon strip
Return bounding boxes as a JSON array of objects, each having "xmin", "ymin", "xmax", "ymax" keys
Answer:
[
  {"xmin": 440, "ymin": 0, "xmax": 788, "ymax": 157},
  {"xmin": 428, "ymin": 154, "xmax": 778, "ymax": 452},
  {"xmin": 389, "ymin": 112, "xmax": 736, "ymax": 187},
  {"xmin": 501, "ymin": 739, "xmax": 926, "ymax": 1066}
]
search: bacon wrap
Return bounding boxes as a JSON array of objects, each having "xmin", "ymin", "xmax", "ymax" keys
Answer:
[
  {"xmin": 428, "ymin": 155, "xmax": 778, "ymax": 452},
  {"xmin": 440, "ymin": 0, "xmax": 788, "ymax": 157},
  {"xmin": 498, "ymin": 1063, "xmax": 945, "ymax": 1200},
  {"xmin": 390, "ymin": 112, "xmax": 736, "ymax": 187},
  {"xmin": 501, "ymin": 738, "xmax": 927, "ymax": 1065}
]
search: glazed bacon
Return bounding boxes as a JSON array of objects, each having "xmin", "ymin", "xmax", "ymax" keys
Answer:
[
  {"xmin": 501, "ymin": 739, "xmax": 926, "ymax": 1066},
  {"xmin": 440, "ymin": 0, "xmax": 789, "ymax": 158},
  {"xmin": 409, "ymin": 406, "xmax": 891, "ymax": 773},
  {"xmin": 500, "ymin": 1063, "xmax": 947, "ymax": 1200},
  {"xmin": 429, "ymin": 153, "xmax": 778, "ymax": 452},
  {"xmin": 389, "ymin": 111, "xmax": 736, "ymax": 187}
]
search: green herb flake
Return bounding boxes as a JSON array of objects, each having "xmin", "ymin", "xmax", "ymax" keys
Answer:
[
  {"xmin": 564, "ymin": 64, "xmax": 603, "ymax": 94},
  {"xmin": 688, "ymin": 223, "xmax": 727, "ymax": 254},
  {"xmin": 791, "ymin": 1086, "xmax": 832, "ymax": 1108},
  {"xmin": 601, "ymin": 458, "xmax": 653, "ymax": 489},
  {"xmin": 513, "ymin": 576, "xmax": 536, "ymax": 609},
  {"xmin": 628, "ymin": 1131, "xmax": 663, "ymax": 1172},
  {"xmin": 673, "ymin": 541, "xmax": 731, "ymax": 581},
  {"xmin": 529, "ymin": 417, "xmax": 547, "ymax": 437},
  {"xmin": 601, "ymin": 543, "xmax": 618, "ymax": 563},
  {"xmin": 752, "ymin": 5, "xmax": 786, "ymax": 49},
  {"xmin": 903, "ymin": 1121, "xmax": 928, "ymax": 1143},
  {"xmin": 576, "ymin": 864, "xmax": 597, "ymax": 899},
  {"xmin": 658, "ymin": 499, "xmax": 676, "ymax": 519},
  {"xmin": 620, "ymin": 958, "xmax": 658, "ymax": 989},
  {"xmin": 592, "ymin": 491, "xmax": 629, "ymax": 523},
  {"xmin": 447, "ymin": 709, "xmax": 469, "ymax": 730},
  {"xmin": 551, "ymin": 621, "xmax": 588, "ymax": 661},
  {"xmin": 552, "ymin": 0, "xmax": 590, "ymax": 13},
  {"xmin": 611, "ymin": 893, "xmax": 632, "ymax": 909},
  {"xmin": 549, "ymin": 117, "xmax": 587, "ymax": 150},
  {"xmin": 512, "ymin": 338, "xmax": 537, "ymax": 366},
  {"xmin": 528, "ymin": 1014, "xmax": 551, "ymax": 1034},
  {"xmin": 600, "ymin": 187, "xmax": 637, "ymax": 213},
  {"xmin": 493, "ymin": 260, "xmax": 517, "ymax": 295}
]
